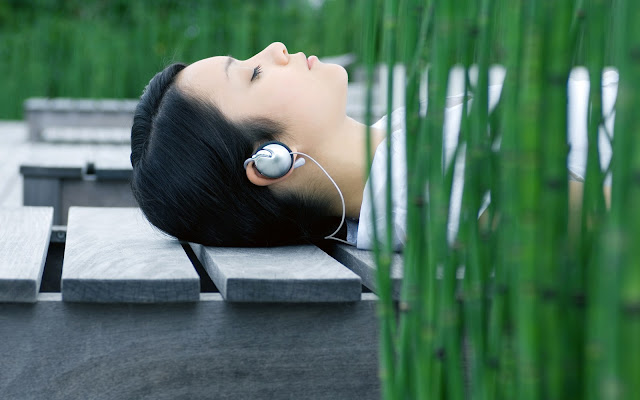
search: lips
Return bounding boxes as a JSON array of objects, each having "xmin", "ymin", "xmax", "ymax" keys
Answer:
[{"xmin": 307, "ymin": 55, "xmax": 318, "ymax": 70}]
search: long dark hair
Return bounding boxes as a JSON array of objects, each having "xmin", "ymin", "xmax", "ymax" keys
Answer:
[{"xmin": 130, "ymin": 63, "xmax": 340, "ymax": 246}]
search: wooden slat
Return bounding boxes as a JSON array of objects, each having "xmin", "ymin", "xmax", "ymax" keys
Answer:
[
  {"xmin": 92, "ymin": 143, "xmax": 134, "ymax": 177},
  {"xmin": 24, "ymin": 98, "xmax": 137, "ymax": 142},
  {"xmin": 0, "ymin": 122, "xmax": 30, "ymax": 207},
  {"xmin": 19, "ymin": 143, "xmax": 131, "ymax": 176},
  {"xmin": 326, "ymin": 244, "xmax": 404, "ymax": 299},
  {"xmin": 22, "ymin": 177, "xmax": 62, "ymax": 224},
  {"xmin": 199, "ymin": 245, "xmax": 362, "ymax": 302},
  {"xmin": 62, "ymin": 207, "xmax": 199, "ymax": 303},
  {"xmin": 59, "ymin": 180, "xmax": 136, "ymax": 225},
  {"xmin": 19, "ymin": 143, "xmax": 96, "ymax": 174},
  {"xmin": 0, "ymin": 207, "xmax": 53, "ymax": 302},
  {"xmin": 0, "ymin": 293, "xmax": 379, "ymax": 399}
]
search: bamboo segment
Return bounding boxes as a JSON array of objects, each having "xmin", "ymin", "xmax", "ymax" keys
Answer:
[
  {"xmin": 537, "ymin": 2, "xmax": 574, "ymax": 399},
  {"xmin": 457, "ymin": 0, "xmax": 492, "ymax": 397},
  {"xmin": 425, "ymin": 2, "xmax": 464, "ymax": 398},
  {"xmin": 583, "ymin": 1, "xmax": 617, "ymax": 399},
  {"xmin": 362, "ymin": 2, "xmax": 398, "ymax": 399},
  {"xmin": 395, "ymin": 1, "xmax": 431, "ymax": 398},
  {"xmin": 374, "ymin": 0, "xmax": 399, "ymax": 397},
  {"xmin": 492, "ymin": 0, "xmax": 525, "ymax": 398},
  {"xmin": 509, "ymin": 3, "xmax": 543, "ymax": 398},
  {"xmin": 610, "ymin": 1, "xmax": 640, "ymax": 399},
  {"xmin": 582, "ymin": 0, "xmax": 608, "ymax": 267}
]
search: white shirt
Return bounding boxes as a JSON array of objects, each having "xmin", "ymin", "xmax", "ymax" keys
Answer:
[
  {"xmin": 348, "ymin": 67, "xmax": 619, "ymax": 251},
  {"xmin": 355, "ymin": 107, "xmax": 408, "ymax": 251}
]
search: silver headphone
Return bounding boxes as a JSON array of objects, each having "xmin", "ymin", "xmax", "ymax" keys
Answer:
[{"xmin": 243, "ymin": 141, "xmax": 305, "ymax": 178}]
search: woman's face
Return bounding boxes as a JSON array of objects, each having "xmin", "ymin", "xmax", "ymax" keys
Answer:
[{"xmin": 177, "ymin": 42, "xmax": 349, "ymax": 147}]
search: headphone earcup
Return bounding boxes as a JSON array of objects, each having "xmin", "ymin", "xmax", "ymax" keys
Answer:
[{"xmin": 252, "ymin": 141, "xmax": 294, "ymax": 179}]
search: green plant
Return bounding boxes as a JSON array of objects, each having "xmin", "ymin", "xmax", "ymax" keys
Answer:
[{"xmin": 364, "ymin": 1, "xmax": 640, "ymax": 398}]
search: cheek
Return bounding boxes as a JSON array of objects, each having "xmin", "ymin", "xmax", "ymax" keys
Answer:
[
  {"xmin": 250, "ymin": 67, "xmax": 348, "ymax": 124},
  {"xmin": 258, "ymin": 81, "xmax": 312, "ymax": 117}
]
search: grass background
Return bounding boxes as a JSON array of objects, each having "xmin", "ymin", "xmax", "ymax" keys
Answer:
[{"xmin": 0, "ymin": 0, "xmax": 376, "ymax": 119}]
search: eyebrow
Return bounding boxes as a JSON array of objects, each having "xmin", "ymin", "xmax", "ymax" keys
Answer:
[{"xmin": 225, "ymin": 56, "xmax": 236, "ymax": 80}]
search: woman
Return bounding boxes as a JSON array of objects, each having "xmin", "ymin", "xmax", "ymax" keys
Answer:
[
  {"xmin": 131, "ymin": 42, "xmax": 386, "ymax": 247},
  {"xmin": 131, "ymin": 42, "xmax": 615, "ymax": 250}
]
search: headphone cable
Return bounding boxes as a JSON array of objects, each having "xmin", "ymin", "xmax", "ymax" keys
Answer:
[{"xmin": 291, "ymin": 151, "xmax": 354, "ymax": 246}]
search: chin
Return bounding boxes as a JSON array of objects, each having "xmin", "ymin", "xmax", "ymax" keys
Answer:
[
  {"xmin": 329, "ymin": 64, "xmax": 348, "ymax": 94},
  {"xmin": 337, "ymin": 64, "xmax": 349, "ymax": 84},
  {"xmin": 317, "ymin": 64, "xmax": 348, "ymax": 112},
  {"xmin": 323, "ymin": 62, "xmax": 347, "ymax": 81}
]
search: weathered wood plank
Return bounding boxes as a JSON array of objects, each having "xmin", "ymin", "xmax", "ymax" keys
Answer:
[
  {"xmin": 24, "ymin": 98, "xmax": 137, "ymax": 142},
  {"xmin": 19, "ymin": 143, "xmax": 97, "ymax": 172},
  {"xmin": 22, "ymin": 177, "xmax": 62, "ymax": 224},
  {"xmin": 0, "ymin": 123, "xmax": 30, "ymax": 207},
  {"xmin": 0, "ymin": 207, "xmax": 53, "ymax": 302},
  {"xmin": 62, "ymin": 207, "xmax": 199, "ymax": 303},
  {"xmin": 325, "ymin": 244, "xmax": 404, "ymax": 300},
  {"xmin": 59, "ymin": 180, "xmax": 136, "ymax": 224},
  {"xmin": 0, "ymin": 293, "xmax": 379, "ymax": 400},
  {"xmin": 199, "ymin": 245, "xmax": 362, "ymax": 302},
  {"xmin": 91, "ymin": 143, "xmax": 134, "ymax": 177},
  {"xmin": 19, "ymin": 144, "xmax": 133, "ymax": 224},
  {"xmin": 19, "ymin": 143, "xmax": 131, "ymax": 175}
]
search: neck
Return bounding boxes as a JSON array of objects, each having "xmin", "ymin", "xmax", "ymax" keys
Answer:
[{"xmin": 286, "ymin": 116, "xmax": 386, "ymax": 219}]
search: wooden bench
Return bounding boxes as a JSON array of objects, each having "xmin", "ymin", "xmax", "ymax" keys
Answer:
[
  {"xmin": 0, "ymin": 206, "xmax": 403, "ymax": 399},
  {"xmin": 19, "ymin": 144, "xmax": 134, "ymax": 225},
  {"xmin": 23, "ymin": 98, "xmax": 137, "ymax": 143}
]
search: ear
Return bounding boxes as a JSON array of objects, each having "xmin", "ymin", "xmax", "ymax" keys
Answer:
[{"xmin": 245, "ymin": 149, "xmax": 300, "ymax": 187}]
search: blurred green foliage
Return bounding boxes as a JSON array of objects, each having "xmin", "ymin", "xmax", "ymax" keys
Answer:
[{"xmin": 0, "ymin": 0, "xmax": 375, "ymax": 119}]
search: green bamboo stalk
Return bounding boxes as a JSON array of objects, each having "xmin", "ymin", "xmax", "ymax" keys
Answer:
[
  {"xmin": 362, "ymin": 1, "xmax": 397, "ymax": 399},
  {"xmin": 394, "ymin": 0, "xmax": 431, "ymax": 398},
  {"xmin": 570, "ymin": 0, "xmax": 587, "ymax": 66},
  {"xmin": 582, "ymin": 0, "xmax": 608, "ymax": 272},
  {"xmin": 482, "ymin": 1, "xmax": 505, "ymax": 395},
  {"xmin": 382, "ymin": 0, "xmax": 398, "ymax": 260},
  {"xmin": 585, "ymin": 218, "xmax": 621, "ymax": 400},
  {"xmin": 457, "ymin": 0, "xmax": 493, "ymax": 398},
  {"xmin": 536, "ymin": 1, "xmax": 573, "ymax": 399},
  {"xmin": 585, "ymin": 226, "xmax": 621, "ymax": 400},
  {"xmin": 439, "ymin": 128, "xmax": 467, "ymax": 400},
  {"xmin": 381, "ymin": 0, "xmax": 401, "ymax": 393},
  {"xmin": 564, "ymin": 3, "xmax": 593, "ymax": 398},
  {"xmin": 396, "ymin": 2, "xmax": 447, "ymax": 399},
  {"xmin": 583, "ymin": 1, "xmax": 620, "ymax": 399},
  {"xmin": 378, "ymin": 1, "xmax": 401, "ymax": 398},
  {"xmin": 606, "ymin": 1, "xmax": 640, "ymax": 399},
  {"xmin": 421, "ymin": 2, "xmax": 463, "ymax": 399},
  {"xmin": 492, "ymin": 0, "xmax": 527, "ymax": 397},
  {"xmin": 510, "ymin": 2, "xmax": 544, "ymax": 397}
]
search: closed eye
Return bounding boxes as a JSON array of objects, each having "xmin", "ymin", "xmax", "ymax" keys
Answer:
[{"xmin": 251, "ymin": 65, "xmax": 262, "ymax": 82}]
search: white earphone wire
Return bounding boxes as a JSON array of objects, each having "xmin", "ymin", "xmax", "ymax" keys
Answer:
[{"xmin": 290, "ymin": 151, "xmax": 353, "ymax": 246}]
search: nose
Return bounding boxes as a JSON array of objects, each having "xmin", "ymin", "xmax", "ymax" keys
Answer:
[{"xmin": 265, "ymin": 42, "xmax": 289, "ymax": 65}]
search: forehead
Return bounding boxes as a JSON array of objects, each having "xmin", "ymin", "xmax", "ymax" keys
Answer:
[{"xmin": 176, "ymin": 56, "xmax": 228, "ymax": 98}]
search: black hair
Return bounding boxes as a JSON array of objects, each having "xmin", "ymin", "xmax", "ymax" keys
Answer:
[{"xmin": 130, "ymin": 63, "xmax": 341, "ymax": 246}]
